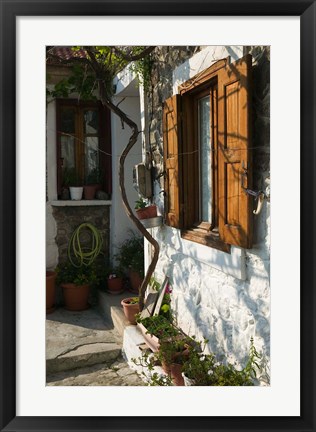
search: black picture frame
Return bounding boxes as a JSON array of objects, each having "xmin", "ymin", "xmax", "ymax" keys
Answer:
[{"xmin": 0, "ymin": 1, "xmax": 315, "ymax": 431}]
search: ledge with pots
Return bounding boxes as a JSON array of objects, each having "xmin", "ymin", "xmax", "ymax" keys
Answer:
[
  {"xmin": 50, "ymin": 200, "xmax": 112, "ymax": 207},
  {"xmin": 136, "ymin": 204, "xmax": 163, "ymax": 228},
  {"xmin": 139, "ymin": 216, "xmax": 163, "ymax": 228}
]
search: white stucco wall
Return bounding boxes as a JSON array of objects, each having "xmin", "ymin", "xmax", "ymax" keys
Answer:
[
  {"xmin": 144, "ymin": 46, "xmax": 270, "ymax": 384},
  {"xmin": 110, "ymin": 94, "xmax": 142, "ymax": 260}
]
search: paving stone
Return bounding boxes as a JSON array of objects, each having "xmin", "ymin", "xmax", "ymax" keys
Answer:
[
  {"xmin": 46, "ymin": 307, "xmax": 123, "ymax": 374},
  {"xmin": 46, "ymin": 308, "xmax": 120, "ymax": 360},
  {"xmin": 47, "ymin": 356, "xmax": 145, "ymax": 386},
  {"xmin": 46, "ymin": 303, "xmax": 145, "ymax": 386}
]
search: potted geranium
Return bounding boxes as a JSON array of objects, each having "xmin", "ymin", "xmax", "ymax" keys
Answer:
[
  {"xmin": 56, "ymin": 261, "xmax": 97, "ymax": 311},
  {"xmin": 121, "ymin": 296, "xmax": 140, "ymax": 324}
]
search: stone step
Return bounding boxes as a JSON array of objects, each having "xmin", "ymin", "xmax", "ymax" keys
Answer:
[
  {"xmin": 46, "ymin": 307, "xmax": 122, "ymax": 374},
  {"xmin": 97, "ymin": 290, "xmax": 158, "ymax": 382},
  {"xmin": 47, "ymin": 355, "xmax": 145, "ymax": 386},
  {"xmin": 98, "ymin": 290, "xmax": 133, "ymax": 336},
  {"xmin": 46, "ymin": 341, "xmax": 122, "ymax": 374}
]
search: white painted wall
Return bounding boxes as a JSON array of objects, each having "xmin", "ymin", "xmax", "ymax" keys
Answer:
[
  {"xmin": 143, "ymin": 46, "xmax": 270, "ymax": 384},
  {"xmin": 110, "ymin": 94, "xmax": 142, "ymax": 261}
]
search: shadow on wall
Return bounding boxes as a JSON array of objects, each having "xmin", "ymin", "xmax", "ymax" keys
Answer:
[{"xmin": 157, "ymin": 221, "xmax": 270, "ymax": 382}]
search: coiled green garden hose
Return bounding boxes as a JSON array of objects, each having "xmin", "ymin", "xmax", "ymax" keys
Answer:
[{"xmin": 68, "ymin": 223, "xmax": 103, "ymax": 267}]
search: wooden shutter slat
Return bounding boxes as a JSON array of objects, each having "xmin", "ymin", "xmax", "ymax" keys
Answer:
[
  {"xmin": 218, "ymin": 54, "xmax": 253, "ymax": 249},
  {"xmin": 163, "ymin": 95, "xmax": 182, "ymax": 228}
]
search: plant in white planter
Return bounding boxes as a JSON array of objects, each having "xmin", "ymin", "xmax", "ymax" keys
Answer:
[
  {"xmin": 69, "ymin": 170, "xmax": 83, "ymax": 200},
  {"xmin": 62, "ymin": 167, "xmax": 83, "ymax": 200}
]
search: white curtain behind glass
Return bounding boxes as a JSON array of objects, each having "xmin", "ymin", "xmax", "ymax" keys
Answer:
[{"xmin": 199, "ymin": 96, "xmax": 212, "ymax": 223}]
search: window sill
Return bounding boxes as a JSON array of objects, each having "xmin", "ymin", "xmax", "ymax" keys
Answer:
[
  {"xmin": 181, "ymin": 228, "xmax": 231, "ymax": 254},
  {"xmin": 50, "ymin": 200, "xmax": 112, "ymax": 207},
  {"xmin": 160, "ymin": 226, "xmax": 246, "ymax": 280}
]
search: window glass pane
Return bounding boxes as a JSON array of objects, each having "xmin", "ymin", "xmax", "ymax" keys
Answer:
[
  {"xmin": 199, "ymin": 96, "xmax": 212, "ymax": 223},
  {"xmin": 85, "ymin": 137, "xmax": 100, "ymax": 181},
  {"xmin": 61, "ymin": 135, "xmax": 75, "ymax": 169},
  {"xmin": 60, "ymin": 109, "xmax": 75, "ymax": 134},
  {"xmin": 84, "ymin": 110, "xmax": 99, "ymax": 134}
]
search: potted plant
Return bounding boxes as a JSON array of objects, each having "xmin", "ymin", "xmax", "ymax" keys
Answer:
[
  {"xmin": 106, "ymin": 268, "xmax": 125, "ymax": 295},
  {"xmin": 136, "ymin": 314, "xmax": 180, "ymax": 352},
  {"xmin": 181, "ymin": 350, "xmax": 215, "ymax": 386},
  {"xmin": 181, "ymin": 337, "xmax": 261, "ymax": 386},
  {"xmin": 56, "ymin": 261, "xmax": 97, "ymax": 311},
  {"xmin": 63, "ymin": 168, "xmax": 83, "ymax": 200},
  {"xmin": 121, "ymin": 296, "xmax": 140, "ymax": 324},
  {"xmin": 46, "ymin": 269, "xmax": 56, "ymax": 314},
  {"xmin": 135, "ymin": 197, "xmax": 157, "ymax": 220},
  {"xmin": 61, "ymin": 167, "xmax": 76, "ymax": 200},
  {"xmin": 116, "ymin": 235, "xmax": 144, "ymax": 293},
  {"xmin": 84, "ymin": 168, "xmax": 103, "ymax": 200},
  {"xmin": 156, "ymin": 336, "xmax": 197, "ymax": 386}
]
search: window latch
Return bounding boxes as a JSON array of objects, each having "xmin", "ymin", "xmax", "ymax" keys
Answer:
[{"xmin": 241, "ymin": 162, "xmax": 266, "ymax": 216}]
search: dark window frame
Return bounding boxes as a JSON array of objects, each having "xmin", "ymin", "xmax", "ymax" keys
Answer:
[{"xmin": 56, "ymin": 99, "xmax": 112, "ymax": 198}]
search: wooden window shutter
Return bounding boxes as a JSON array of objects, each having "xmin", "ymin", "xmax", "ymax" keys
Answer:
[
  {"xmin": 217, "ymin": 54, "xmax": 253, "ymax": 249},
  {"xmin": 163, "ymin": 94, "xmax": 182, "ymax": 228}
]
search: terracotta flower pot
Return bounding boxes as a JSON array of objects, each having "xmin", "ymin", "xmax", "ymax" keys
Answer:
[
  {"xmin": 61, "ymin": 283, "xmax": 90, "ymax": 311},
  {"xmin": 107, "ymin": 277, "xmax": 124, "ymax": 295},
  {"xmin": 83, "ymin": 184, "xmax": 97, "ymax": 200},
  {"xmin": 46, "ymin": 271, "xmax": 56, "ymax": 314},
  {"xmin": 137, "ymin": 322, "xmax": 160, "ymax": 352},
  {"xmin": 136, "ymin": 205, "xmax": 157, "ymax": 220},
  {"xmin": 169, "ymin": 363, "xmax": 185, "ymax": 386},
  {"xmin": 128, "ymin": 270, "xmax": 143, "ymax": 293},
  {"xmin": 161, "ymin": 361, "xmax": 184, "ymax": 386},
  {"xmin": 121, "ymin": 297, "xmax": 140, "ymax": 324}
]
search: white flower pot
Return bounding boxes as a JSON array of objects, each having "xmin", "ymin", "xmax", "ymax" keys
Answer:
[{"xmin": 69, "ymin": 186, "xmax": 83, "ymax": 200}]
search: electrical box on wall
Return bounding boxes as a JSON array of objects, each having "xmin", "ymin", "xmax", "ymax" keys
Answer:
[{"xmin": 133, "ymin": 163, "xmax": 152, "ymax": 198}]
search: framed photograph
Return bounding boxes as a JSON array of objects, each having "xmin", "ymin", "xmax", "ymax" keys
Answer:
[{"xmin": 0, "ymin": 1, "xmax": 315, "ymax": 431}]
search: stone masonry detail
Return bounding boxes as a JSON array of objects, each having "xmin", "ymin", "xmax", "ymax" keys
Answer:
[{"xmin": 52, "ymin": 206, "xmax": 110, "ymax": 264}]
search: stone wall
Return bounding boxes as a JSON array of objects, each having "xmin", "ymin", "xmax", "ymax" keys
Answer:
[
  {"xmin": 146, "ymin": 46, "xmax": 270, "ymax": 384},
  {"xmin": 148, "ymin": 46, "xmax": 201, "ymax": 185},
  {"xmin": 52, "ymin": 205, "xmax": 110, "ymax": 265},
  {"xmin": 50, "ymin": 204, "xmax": 110, "ymax": 306}
]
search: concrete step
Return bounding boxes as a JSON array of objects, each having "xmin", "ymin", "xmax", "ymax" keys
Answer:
[
  {"xmin": 46, "ymin": 307, "xmax": 122, "ymax": 374},
  {"xmin": 98, "ymin": 290, "xmax": 134, "ymax": 336},
  {"xmin": 47, "ymin": 341, "xmax": 122, "ymax": 373},
  {"xmin": 47, "ymin": 355, "xmax": 145, "ymax": 386},
  {"xmin": 97, "ymin": 290, "xmax": 158, "ymax": 382}
]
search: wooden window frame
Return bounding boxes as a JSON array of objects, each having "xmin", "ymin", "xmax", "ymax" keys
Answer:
[
  {"xmin": 164, "ymin": 54, "xmax": 252, "ymax": 251},
  {"xmin": 56, "ymin": 99, "xmax": 112, "ymax": 198},
  {"xmin": 179, "ymin": 61, "xmax": 231, "ymax": 253}
]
